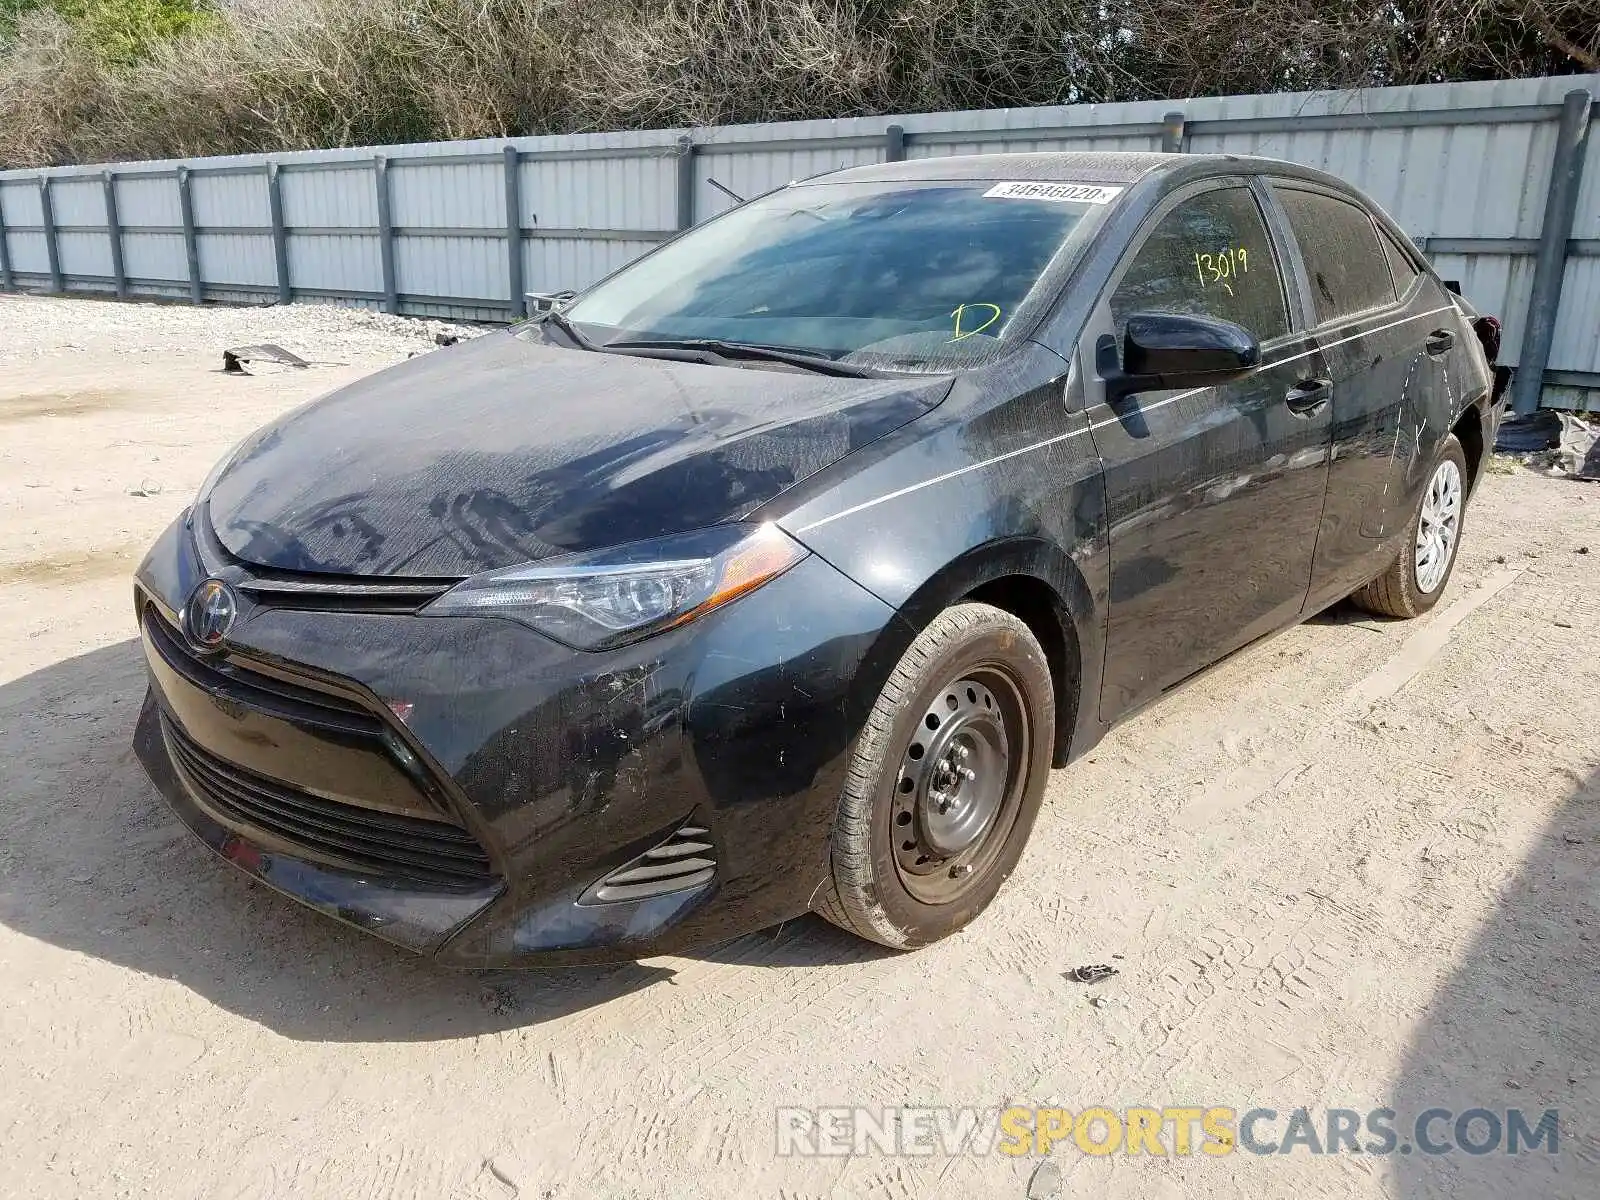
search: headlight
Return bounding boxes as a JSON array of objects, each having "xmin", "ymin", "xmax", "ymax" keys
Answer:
[{"xmin": 422, "ymin": 523, "xmax": 809, "ymax": 649}]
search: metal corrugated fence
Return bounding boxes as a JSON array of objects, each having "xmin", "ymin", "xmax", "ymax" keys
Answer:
[{"xmin": 2, "ymin": 74, "xmax": 1596, "ymax": 410}]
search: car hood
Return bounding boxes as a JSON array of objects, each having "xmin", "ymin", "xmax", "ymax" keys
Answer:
[{"xmin": 204, "ymin": 331, "xmax": 949, "ymax": 578}]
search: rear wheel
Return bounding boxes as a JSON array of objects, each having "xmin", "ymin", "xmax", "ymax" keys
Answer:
[
  {"xmin": 1351, "ymin": 434, "xmax": 1468, "ymax": 618},
  {"xmin": 815, "ymin": 603, "xmax": 1055, "ymax": 949}
]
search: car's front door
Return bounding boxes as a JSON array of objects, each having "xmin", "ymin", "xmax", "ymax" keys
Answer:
[{"xmin": 1080, "ymin": 179, "xmax": 1333, "ymax": 720}]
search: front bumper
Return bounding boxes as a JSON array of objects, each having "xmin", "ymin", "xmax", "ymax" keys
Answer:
[{"xmin": 133, "ymin": 514, "xmax": 906, "ymax": 966}]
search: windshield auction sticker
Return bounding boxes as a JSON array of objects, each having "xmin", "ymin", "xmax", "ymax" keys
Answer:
[{"xmin": 983, "ymin": 181, "xmax": 1124, "ymax": 204}]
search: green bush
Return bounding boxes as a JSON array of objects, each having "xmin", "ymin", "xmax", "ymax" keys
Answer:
[
  {"xmin": 2, "ymin": 1, "xmax": 212, "ymax": 60},
  {"xmin": 55, "ymin": 0, "xmax": 216, "ymax": 65}
]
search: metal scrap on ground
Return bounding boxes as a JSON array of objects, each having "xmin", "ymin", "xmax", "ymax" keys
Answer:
[{"xmin": 222, "ymin": 345, "xmax": 311, "ymax": 375}]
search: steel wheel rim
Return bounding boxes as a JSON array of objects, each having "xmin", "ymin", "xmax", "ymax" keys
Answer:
[
  {"xmin": 891, "ymin": 666, "xmax": 1030, "ymax": 905},
  {"xmin": 1415, "ymin": 459, "xmax": 1462, "ymax": 593}
]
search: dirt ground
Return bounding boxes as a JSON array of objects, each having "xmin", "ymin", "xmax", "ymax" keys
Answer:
[{"xmin": 1, "ymin": 293, "xmax": 1596, "ymax": 1200}]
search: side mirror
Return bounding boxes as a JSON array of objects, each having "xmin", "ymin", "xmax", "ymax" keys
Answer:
[{"xmin": 1096, "ymin": 312, "xmax": 1261, "ymax": 403}]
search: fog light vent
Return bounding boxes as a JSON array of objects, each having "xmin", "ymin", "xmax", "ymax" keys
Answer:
[{"xmin": 580, "ymin": 823, "xmax": 716, "ymax": 905}]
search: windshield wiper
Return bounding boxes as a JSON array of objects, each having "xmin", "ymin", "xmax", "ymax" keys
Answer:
[{"xmin": 604, "ymin": 337, "xmax": 880, "ymax": 378}]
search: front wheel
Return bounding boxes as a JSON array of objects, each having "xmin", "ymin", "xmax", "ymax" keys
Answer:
[
  {"xmin": 814, "ymin": 602, "xmax": 1055, "ymax": 949},
  {"xmin": 1351, "ymin": 434, "xmax": 1469, "ymax": 618}
]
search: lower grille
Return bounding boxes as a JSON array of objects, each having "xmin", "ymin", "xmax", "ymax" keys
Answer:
[
  {"xmin": 162, "ymin": 715, "xmax": 495, "ymax": 890},
  {"xmin": 581, "ymin": 822, "xmax": 716, "ymax": 905}
]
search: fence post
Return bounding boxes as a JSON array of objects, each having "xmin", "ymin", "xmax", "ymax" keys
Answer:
[
  {"xmin": 0, "ymin": 184, "xmax": 13, "ymax": 291},
  {"xmin": 676, "ymin": 135, "xmax": 696, "ymax": 231},
  {"xmin": 504, "ymin": 145, "xmax": 525, "ymax": 319},
  {"xmin": 176, "ymin": 166, "xmax": 202, "ymax": 304},
  {"xmin": 102, "ymin": 170, "xmax": 127, "ymax": 300},
  {"xmin": 267, "ymin": 162, "xmax": 292, "ymax": 305},
  {"xmin": 884, "ymin": 124, "xmax": 906, "ymax": 163},
  {"xmin": 374, "ymin": 155, "xmax": 399, "ymax": 314},
  {"xmin": 39, "ymin": 175, "xmax": 64, "ymax": 294},
  {"xmin": 1512, "ymin": 87, "xmax": 1593, "ymax": 416},
  {"xmin": 1161, "ymin": 111, "xmax": 1187, "ymax": 153}
]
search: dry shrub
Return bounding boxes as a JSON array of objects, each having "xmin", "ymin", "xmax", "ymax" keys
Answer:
[
  {"xmin": 0, "ymin": 0, "xmax": 1595, "ymax": 167},
  {"xmin": 0, "ymin": 10, "xmax": 109, "ymax": 166},
  {"xmin": 561, "ymin": 0, "xmax": 898, "ymax": 128}
]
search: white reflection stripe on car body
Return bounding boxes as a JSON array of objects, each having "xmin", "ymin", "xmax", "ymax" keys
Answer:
[{"xmin": 794, "ymin": 305, "xmax": 1456, "ymax": 535}]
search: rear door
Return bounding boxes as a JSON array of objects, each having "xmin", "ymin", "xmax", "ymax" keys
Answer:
[
  {"xmin": 1081, "ymin": 179, "xmax": 1333, "ymax": 720},
  {"xmin": 1268, "ymin": 184, "xmax": 1460, "ymax": 600}
]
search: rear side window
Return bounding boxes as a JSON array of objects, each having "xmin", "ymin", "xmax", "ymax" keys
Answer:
[
  {"xmin": 1276, "ymin": 188, "xmax": 1397, "ymax": 322},
  {"xmin": 1110, "ymin": 187, "xmax": 1289, "ymax": 343},
  {"xmin": 1380, "ymin": 227, "xmax": 1422, "ymax": 296}
]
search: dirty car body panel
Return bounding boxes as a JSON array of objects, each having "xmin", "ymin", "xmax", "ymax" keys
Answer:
[{"xmin": 132, "ymin": 151, "xmax": 1498, "ymax": 965}]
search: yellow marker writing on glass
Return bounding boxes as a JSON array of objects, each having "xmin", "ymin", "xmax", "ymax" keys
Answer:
[
  {"xmin": 1193, "ymin": 247, "xmax": 1249, "ymax": 287},
  {"xmin": 949, "ymin": 302, "xmax": 1002, "ymax": 342}
]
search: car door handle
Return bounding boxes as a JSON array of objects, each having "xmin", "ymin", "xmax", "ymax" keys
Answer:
[
  {"xmin": 1425, "ymin": 328, "xmax": 1455, "ymax": 357},
  {"xmin": 1284, "ymin": 377, "xmax": 1332, "ymax": 416}
]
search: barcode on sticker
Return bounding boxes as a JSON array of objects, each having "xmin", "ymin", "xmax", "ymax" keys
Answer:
[{"xmin": 982, "ymin": 181, "xmax": 1124, "ymax": 204}]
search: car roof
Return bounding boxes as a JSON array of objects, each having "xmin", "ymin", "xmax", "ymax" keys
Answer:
[{"xmin": 810, "ymin": 150, "xmax": 1342, "ymax": 190}]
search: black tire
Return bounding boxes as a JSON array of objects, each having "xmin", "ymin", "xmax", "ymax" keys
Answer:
[
  {"xmin": 1351, "ymin": 434, "xmax": 1469, "ymax": 619},
  {"xmin": 815, "ymin": 602, "xmax": 1055, "ymax": 949}
]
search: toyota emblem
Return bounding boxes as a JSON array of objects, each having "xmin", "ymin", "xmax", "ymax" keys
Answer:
[{"xmin": 186, "ymin": 578, "xmax": 238, "ymax": 650}]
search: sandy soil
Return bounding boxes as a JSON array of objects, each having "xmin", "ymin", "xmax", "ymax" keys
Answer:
[{"xmin": 1, "ymin": 293, "xmax": 1596, "ymax": 1200}]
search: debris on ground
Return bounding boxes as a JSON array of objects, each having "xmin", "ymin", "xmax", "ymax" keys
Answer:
[
  {"xmin": 1558, "ymin": 413, "xmax": 1599, "ymax": 480},
  {"xmin": 484, "ymin": 1154, "xmax": 523, "ymax": 1192},
  {"xmin": 1495, "ymin": 409, "xmax": 1562, "ymax": 453},
  {"xmin": 1067, "ymin": 963, "xmax": 1119, "ymax": 984},
  {"xmin": 223, "ymin": 344, "xmax": 311, "ymax": 374}
]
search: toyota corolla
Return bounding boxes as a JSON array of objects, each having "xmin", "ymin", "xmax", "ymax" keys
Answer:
[{"xmin": 132, "ymin": 151, "xmax": 1504, "ymax": 964}]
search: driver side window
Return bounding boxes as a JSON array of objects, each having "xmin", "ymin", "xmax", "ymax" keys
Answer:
[{"xmin": 1110, "ymin": 187, "xmax": 1289, "ymax": 344}]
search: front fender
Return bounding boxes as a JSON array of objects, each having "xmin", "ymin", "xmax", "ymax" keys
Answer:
[{"xmin": 759, "ymin": 344, "xmax": 1112, "ymax": 762}]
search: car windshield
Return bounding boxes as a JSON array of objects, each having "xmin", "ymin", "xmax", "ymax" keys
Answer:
[{"xmin": 560, "ymin": 179, "xmax": 1114, "ymax": 371}]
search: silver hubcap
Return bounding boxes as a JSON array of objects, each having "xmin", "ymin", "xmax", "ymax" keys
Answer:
[
  {"xmin": 1415, "ymin": 459, "xmax": 1462, "ymax": 594},
  {"xmin": 893, "ymin": 671, "xmax": 1027, "ymax": 904}
]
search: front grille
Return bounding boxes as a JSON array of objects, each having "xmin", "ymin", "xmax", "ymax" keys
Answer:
[
  {"xmin": 581, "ymin": 822, "xmax": 716, "ymax": 905},
  {"xmin": 194, "ymin": 507, "xmax": 455, "ymax": 615},
  {"xmin": 234, "ymin": 574, "xmax": 454, "ymax": 614},
  {"xmin": 162, "ymin": 715, "xmax": 496, "ymax": 890}
]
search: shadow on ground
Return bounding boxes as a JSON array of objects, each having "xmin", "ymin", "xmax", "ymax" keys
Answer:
[
  {"xmin": 1392, "ymin": 763, "xmax": 1599, "ymax": 1198},
  {"xmin": 0, "ymin": 639, "xmax": 878, "ymax": 1044}
]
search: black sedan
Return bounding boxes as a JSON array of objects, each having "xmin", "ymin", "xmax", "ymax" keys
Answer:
[{"xmin": 132, "ymin": 151, "xmax": 1503, "ymax": 964}]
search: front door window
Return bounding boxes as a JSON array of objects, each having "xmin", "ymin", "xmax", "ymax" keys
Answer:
[{"xmin": 1110, "ymin": 187, "xmax": 1290, "ymax": 345}]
